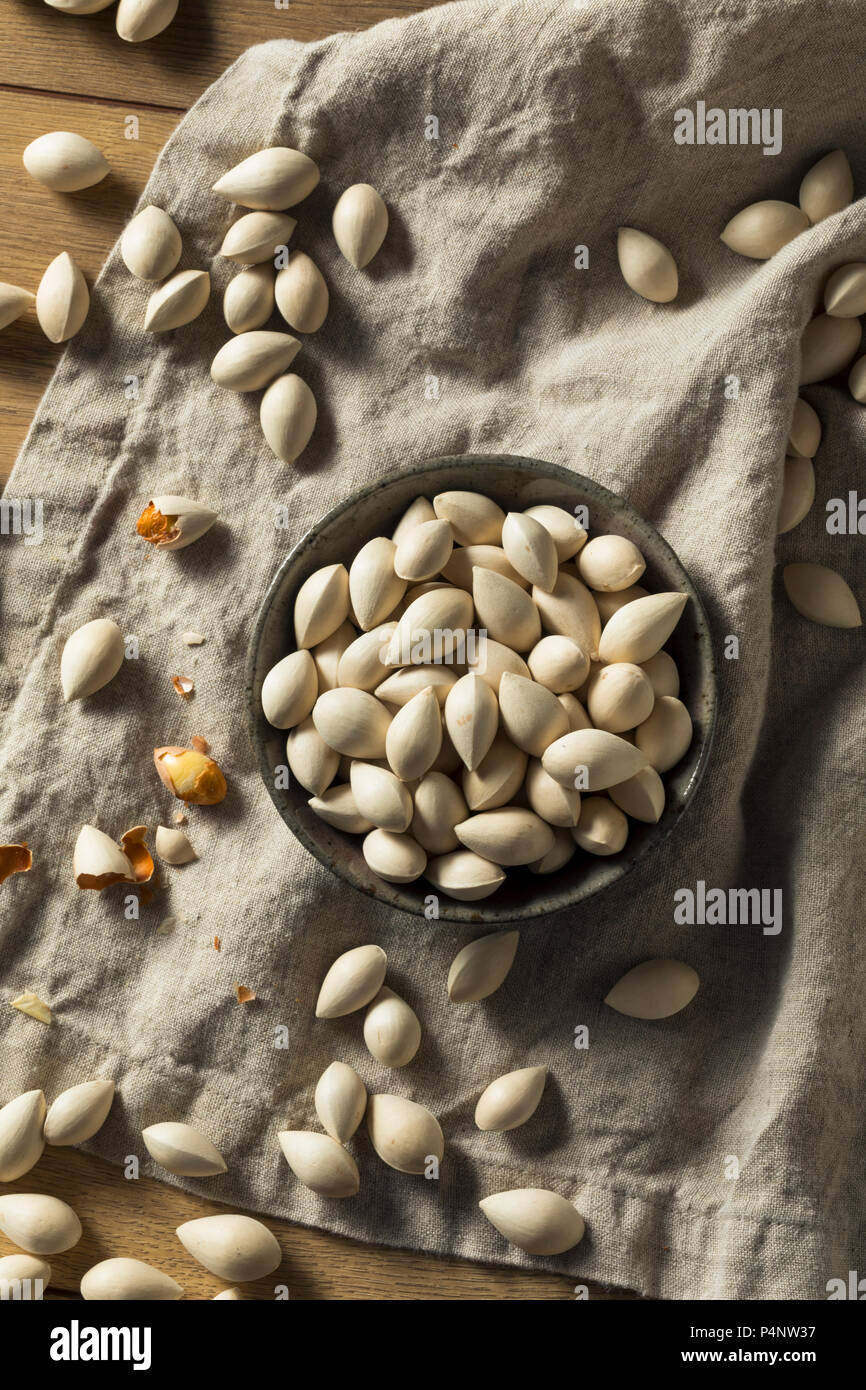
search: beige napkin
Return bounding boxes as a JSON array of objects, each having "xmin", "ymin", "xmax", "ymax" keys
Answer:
[{"xmin": 1, "ymin": 0, "xmax": 864, "ymax": 1299}]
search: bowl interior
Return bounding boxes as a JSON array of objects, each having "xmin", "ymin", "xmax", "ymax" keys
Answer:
[{"xmin": 246, "ymin": 455, "xmax": 717, "ymax": 925}]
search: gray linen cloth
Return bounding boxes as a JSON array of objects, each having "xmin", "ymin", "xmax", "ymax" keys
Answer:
[{"xmin": 1, "ymin": 0, "xmax": 864, "ymax": 1300}]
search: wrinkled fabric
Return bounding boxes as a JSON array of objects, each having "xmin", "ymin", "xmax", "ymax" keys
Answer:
[{"xmin": 1, "ymin": 0, "xmax": 864, "ymax": 1300}]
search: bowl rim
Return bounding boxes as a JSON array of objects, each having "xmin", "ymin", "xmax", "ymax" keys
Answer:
[{"xmin": 245, "ymin": 453, "xmax": 718, "ymax": 925}]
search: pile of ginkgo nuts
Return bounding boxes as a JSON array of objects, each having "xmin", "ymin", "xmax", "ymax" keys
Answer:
[
  {"xmin": 1, "ymin": 135, "xmax": 388, "ymax": 466},
  {"xmin": 1, "ymin": 935, "xmax": 694, "ymax": 1297},
  {"xmin": 617, "ymin": 147, "xmax": 863, "ymax": 633},
  {"xmin": 264, "ymin": 491, "xmax": 693, "ymax": 901}
]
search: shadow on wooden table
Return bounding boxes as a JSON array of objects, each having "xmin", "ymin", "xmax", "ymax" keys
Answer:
[{"xmin": 4, "ymin": 1, "xmax": 453, "ymax": 109}]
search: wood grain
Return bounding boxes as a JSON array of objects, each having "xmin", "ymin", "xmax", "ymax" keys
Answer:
[
  {"xmin": 0, "ymin": 1, "xmax": 449, "ymax": 108},
  {"xmin": 0, "ymin": 1146, "xmax": 605, "ymax": 1300},
  {"xmin": 0, "ymin": 0, "xmax": 637, "ymax": 1301}
]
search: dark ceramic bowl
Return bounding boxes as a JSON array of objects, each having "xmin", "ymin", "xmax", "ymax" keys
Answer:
[{"xmin": 246, "ymin": 455, "xmax": 716, "ymax": 924}]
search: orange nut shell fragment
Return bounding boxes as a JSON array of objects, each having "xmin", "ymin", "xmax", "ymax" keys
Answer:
[
  {"xmin": 154, "ymin": 746, "xmax": 227, "ymax": 805},
  {"xmin": 0, "ymin": 843, "xmax": 32, "ymax": 885},
  {"xmin": 73, "ymin": 823, "xmax": 155, "ymax": 892},
  {"xmin": 120, "ymin": 825, "xmax": 156, "ymax": 884},
  {"xmin": 172, "ymin": 675, "xmax": 194, "ymax": 699},
  {"xmin": 137, "ymin": 503, "xmax": 179, "ymax": 547}
]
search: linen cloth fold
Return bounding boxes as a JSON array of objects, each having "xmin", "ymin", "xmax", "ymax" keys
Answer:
[{"xmin": 1, "ymin": 0, "xmax": 864, "ymax": 1300}]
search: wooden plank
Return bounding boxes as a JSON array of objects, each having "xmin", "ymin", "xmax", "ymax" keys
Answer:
[
  {"xmin": 0, "ymin": 1146, "xmax": 624, "ymax": 1300},
  {"xmin": 0, "ymin": 1, "xmax": 448, "ymax": 109},
  {"xmin": 0, "ymin": 92, "xmax": 179, "ymax": 482}
]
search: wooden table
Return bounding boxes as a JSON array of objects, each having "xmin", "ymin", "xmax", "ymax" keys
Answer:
[{"xmin": 0, "ymin": 0, "xmax": 634, "ymax": 1301}]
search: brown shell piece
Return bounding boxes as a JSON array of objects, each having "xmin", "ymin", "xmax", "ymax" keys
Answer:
[
  {"xmin": 74, "ymin": 825, "xmax": 155, "ymax": 892},
  {"xmin": 0, "ymin": 843, "xmax": 32, "ymax": 885},
  {"xmin": 119, "ymin": 826, "xmax": 155, "ymax": 884},
  {"xmin": 75, "ymin": 867, "xmax": 130, "ymax": 891},
  {"xmin": 137, "ymin": 502, "xmax": 180, "ymax": 547},
  {"xmin": 172, "ymin": 675, "xmax": 195, "ymax": 699}
]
